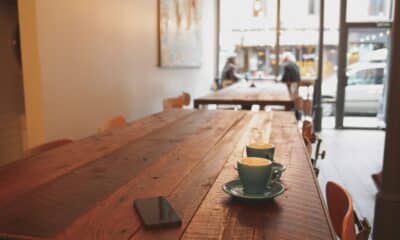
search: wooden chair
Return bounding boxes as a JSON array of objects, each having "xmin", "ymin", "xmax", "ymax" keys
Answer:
[
  {"xmin": 163, "ymin": 92, "xmax": 191, "ymax": 110},
  {"xmin": 294, "ymin": 96, "xmax": 304, "ymax": 121},
  {"xmin": 98, "ymin": 115, "xmax": 127, "ymax": 132},
  {"xmin": 326, "ymin": 182, "xmax": 371, "ymax": 240},
  {"xmin": 24, "ymin": 139, "xmax": 73, "ymax": 158},
  {"xmin": 304, "ymin": 136, "xmax": 313, "ymax": 156},
  {"xmin": 302, "ymin": 120, "xmax": 326, "ymax": 176},
  {"xmin": 304, "ymin": 136, "xmax": 320, "ymax": 176},
  {"xmin": 302, "ymin": 120, "xmax": 316, "ymax": 143},
  {"xmin": 303, "ymin": 98, "xmax": 313, "ymax": 117}
]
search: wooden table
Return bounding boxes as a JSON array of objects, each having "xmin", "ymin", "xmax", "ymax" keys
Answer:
[
  {"xmin": 194, "ymin": 81, "xmax": 294, "ymax": 110},
  {"xmin": 0, "ymin": 109, "xmax": 335, "ymax": 240}
]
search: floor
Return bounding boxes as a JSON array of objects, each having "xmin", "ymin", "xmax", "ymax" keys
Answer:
[
  {"xmin": 322, "ymin": 114, "xmax": 386, "ymax": 129},
  {"xmin": 317, "ymin": 120, "xmax": 385, "ymax": 234}
]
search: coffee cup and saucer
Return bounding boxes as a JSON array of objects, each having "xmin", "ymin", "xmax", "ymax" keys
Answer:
[
  {"xmin": 223, "ymin": 143, "xmax": 286, "ymax": 200},
  {"xmin": 233, "ymin": 143, "xmax": 286, "ymax": 181},
  {"xmin": 223, "ymin": 157, "xmax": 285, "ymax": 200}
]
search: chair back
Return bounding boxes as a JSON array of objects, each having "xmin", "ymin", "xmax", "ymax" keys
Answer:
[
  {"xmin": 98, "ymin": 115, "xmax": 126, "ymax": 132},
  {"xmin": 326, "ymin": 181, "xmax": 357, "ymax": 240},
  {"xmin": 294, "ymin": 96, "xmax": 303, "ymax": 111},
  {"xmin": 302, "ymin": 120, "xmax": 315, "ymax": 143},
  {"xmin": 182, "ymin": 92, "xmax": 191, "ymax": 105},
  {"xmin": 163, "ymin": 92, "xmax": 191, "ymax": 110},
  {"xmin": 304, "ymin": 137, "xmax": 313, "ymax": 156},
  {"xmin": 303, "ymin": 99, "xmax": 313, "ymax": 116},
  {"xmin": 24, "ymin": 139, "xmax": 73, "ymax": 158}
]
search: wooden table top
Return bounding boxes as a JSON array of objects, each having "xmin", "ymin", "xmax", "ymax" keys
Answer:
[
  {"xmin": 0, "ymin": 109, "xmax": 335, "ymax": 240},
  {"xmin": 194, "ymin": 81, "xmax": 294, "ymax": 109}
]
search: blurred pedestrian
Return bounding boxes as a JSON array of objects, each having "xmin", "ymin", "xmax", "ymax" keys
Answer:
[
  {"xmin": 221, "ymin": 56, "xmax": 242, "ymax": 88},
  {"xmin": 281, "ymin": 52, "xmax": 300, "ymax": 98}
]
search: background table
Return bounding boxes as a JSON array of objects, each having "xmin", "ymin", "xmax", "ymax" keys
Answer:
[
  {"xmin": 194, "ymin": 81, "xmax": 294, "ymax": 110},
  {"xmin": 0, "ymin": 109, "xmax": 335, "ymax": 240}
]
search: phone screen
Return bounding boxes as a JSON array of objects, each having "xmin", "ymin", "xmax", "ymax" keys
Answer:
[{"xmin": 134, "ymin": 196, "xmax": 182, "ymax": 229}]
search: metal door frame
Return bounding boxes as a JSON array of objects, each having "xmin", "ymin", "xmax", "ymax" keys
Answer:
[{"xmin": 335, "ymin": 9, "xmax": 392, "ymax": 129}]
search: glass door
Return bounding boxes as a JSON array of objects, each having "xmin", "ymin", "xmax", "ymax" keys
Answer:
[
  {"xmin": 342, "ymin": 26, "xmax": 391, "ymax": 128},
  {"xmin": 334, "ymin": 0, "xmax": 394, "ymax": 129}
]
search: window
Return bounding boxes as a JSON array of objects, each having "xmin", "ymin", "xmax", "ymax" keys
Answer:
[
  {"xmin": 308, "ymin": 0, "xmax": 317, "ymax": 15},
  {"xmin": 369, "ymin": 0, "xmax": 385, "ymax": 16},
  {"xmin": 348, "ymin": 68, "xmax": 384, "ymax": 85},
  {"xmin": 374, "ymin": 68, "xmax": 384, "ymax": 84},
  {"xmin": 347, "ymin": 0, "xmax": 393, "ymax": 22},
  {"xmin": 253, "ymin": 0, "xmax": 266, "ymax": 17}
]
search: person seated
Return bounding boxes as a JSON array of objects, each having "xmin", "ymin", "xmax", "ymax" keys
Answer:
[{"xmin": 221, "ymin": 56, "xmax": 242, "ymax": 88}]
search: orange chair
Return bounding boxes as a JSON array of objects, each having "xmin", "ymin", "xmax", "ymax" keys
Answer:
[
  {"xmin": 302, "ymin": 120, "xmax": 316, "ymax": 143},
  {"xmin": 326, "ymin": 182, "xmax": 371, "ymax": 240},
  {"xmin": 163, "ymin": 92, "xmax": 191, "ymax": 110},
  {"xmin": 304, "ymin": 137, "xmax": 313, "ymax": 156},
  {"xmin": 98, "ymin": 115, "xmax": 126, "ymax": 132},
  {"xmin": 304, "ymin": 136, "xmax": 320, "ymax": 176},
  {"xmin": 294, "ymin": 96, "xmax": 304, "ymax": 112},
  {"xmin": 303, "ymin": 98, "xmax": 313, "ymax": 117},
  {"xmin": 24, "ymin": 139, "xmax": 73, "ymax": 158},
  {"xmin": 302, "ymin": 120, "xmax": 325, "ymax": 176}
]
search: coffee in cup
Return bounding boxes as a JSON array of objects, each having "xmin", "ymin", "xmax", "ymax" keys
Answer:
[
  {"xmin": 237, "ymin": 157, "xmax": 273, "ymax": 194},
  {"xmin": 246, "ymin": 143, "xmax": 275, "ymax": 160}
]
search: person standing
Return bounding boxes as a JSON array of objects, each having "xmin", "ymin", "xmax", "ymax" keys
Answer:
[{"xmin": 281, "ymin": 52, "xmax": 301, "ymax": 98}]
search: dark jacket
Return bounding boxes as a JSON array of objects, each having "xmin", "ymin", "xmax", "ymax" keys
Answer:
[
  {"xmin": 282, "ymin": 62, "xmax": 300, "ymax": 83},
  {"xmin": 221, "ymin": 63, "xmax": 240, "ymax": 82}
]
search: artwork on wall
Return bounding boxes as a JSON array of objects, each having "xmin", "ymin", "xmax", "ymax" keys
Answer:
[{"xmin": 159, "ymin": 0, "xmax": 202, "ymax": 68}]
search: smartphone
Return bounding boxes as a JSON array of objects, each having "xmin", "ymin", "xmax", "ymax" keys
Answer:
[{"xmin": 133, "ymin": 196, "xmax": 182, "ymax": 229}]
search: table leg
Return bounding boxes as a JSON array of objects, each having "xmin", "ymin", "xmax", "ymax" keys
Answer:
[
  {"xmin": 241, "ymin": 104, "xmax": 252, "ymax": 110},
  {"xmin": 194, "ymin": 101, "xmax": 200, "ymax": 109}
]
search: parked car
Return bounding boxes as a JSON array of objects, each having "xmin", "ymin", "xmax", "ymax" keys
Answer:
[{"xmin": 322, "ymin": 51, "xmax": 387, "ymax": 116}]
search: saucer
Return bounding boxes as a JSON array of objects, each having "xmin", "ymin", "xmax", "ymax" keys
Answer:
[
  {"xmin": 272, "ymin": 162, "xmax": 286, "ymax": 172},
  {"xmin": 222, "ymin": 179, "xmax": 285, "ymax": 200}
]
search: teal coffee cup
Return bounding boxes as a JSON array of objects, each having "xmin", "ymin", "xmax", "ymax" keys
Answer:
[
  {"xmin": 245, "ymin": 143, "xmax": 285, "ymax": 181},
  {"xmin": 246, "ymin": 143, "xmax": 275, "ymax": 160},
  {"xmin": 237, "ymin": 157, "xmax": 274, "ymax": 194}
]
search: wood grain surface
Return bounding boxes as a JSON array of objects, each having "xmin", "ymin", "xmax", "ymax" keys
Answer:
[
  {"xmin": 0, "ymin": 110, "xmax": 335, "ymax": 240},
  {"xmin": 194, "ymin": 81, "xmax": 294, "ymax": 110}
]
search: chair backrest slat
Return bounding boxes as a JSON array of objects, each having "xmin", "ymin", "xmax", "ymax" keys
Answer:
[
  {"xmin": 302, "ymin": 120, "xmax": 315, "ymax": 143},
  {"xmin": 163, "ymin": 92, "xmax": 191, "ymax": 110},
  {"xmin": 303, "ymin": 99, "xmax": 313, "ymax": 116},
  {"xmin": 98, "ymin": 115, "xmax": 126, "ymax": 132},
  {"xmin": 326, "ymin": 181, "xmax": 357, "ymax": 240}
]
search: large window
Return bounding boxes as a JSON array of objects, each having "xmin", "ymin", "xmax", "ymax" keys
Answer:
[
  {"xmin": 347, "ymin": 0, "xmax": 393, "ymax": 22},
  {"xmin": 218, "ymin": 0, "xmax": 394, "ymax": 79},
  {"xmin": 219, "ymin": 0, "xmax": 335, "ymax": 82},
  {"xmin": 219, "ymin": 0, "xmax": 277, "ymax": 80},
  {"xmin": 280, "ymin": 0, "xmax": 320, "ymax": 79}
]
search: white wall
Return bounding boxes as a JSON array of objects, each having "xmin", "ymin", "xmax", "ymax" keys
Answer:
[{"xmin": 33, "ymin": 0, "xmax": 217, "ymax": 141}]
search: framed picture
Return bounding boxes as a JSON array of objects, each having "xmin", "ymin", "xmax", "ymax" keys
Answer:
[{"xmin": 159, "ymin": 0, "xmax": 202, "ymax": 68}]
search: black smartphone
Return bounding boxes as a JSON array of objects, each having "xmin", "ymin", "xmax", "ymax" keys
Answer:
[{"xmin": 133, "ymin": 196, "xmax": 182, "ymax": 229}]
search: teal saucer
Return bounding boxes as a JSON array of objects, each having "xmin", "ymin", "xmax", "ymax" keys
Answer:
[
  {"xmin": 222, "ymin": 179, "xmax": 285, "ymax": 200},
  {"xmin": 272, "ymin": 162, "xmax": 286, "ymax": 173}
]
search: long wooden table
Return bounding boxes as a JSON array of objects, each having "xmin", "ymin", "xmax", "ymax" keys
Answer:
[
  {"xmin": 194, "ymin": 81, "xmax": 294, "ymax": 110},
  {"xmin": 0, "ymin": 110, "xmax": 335, "ymax": 240}
]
